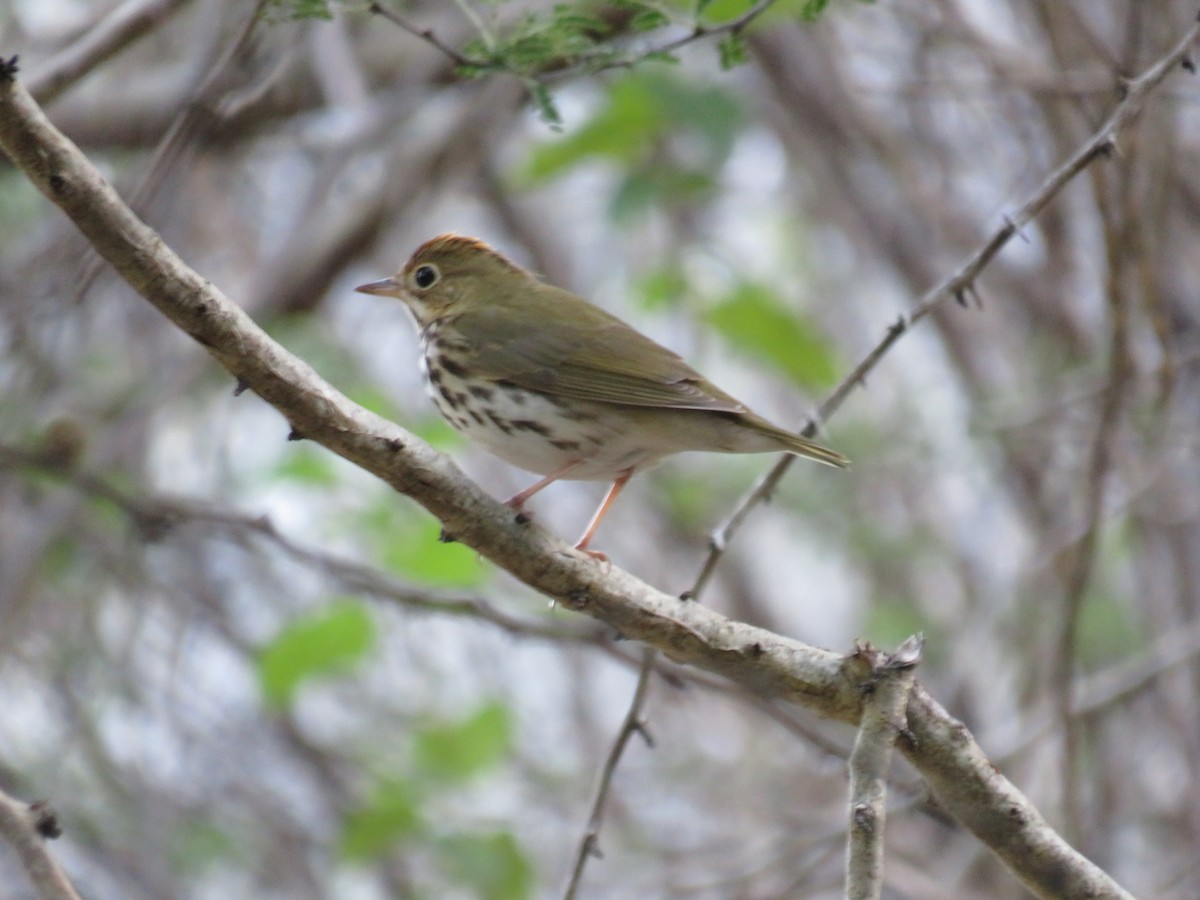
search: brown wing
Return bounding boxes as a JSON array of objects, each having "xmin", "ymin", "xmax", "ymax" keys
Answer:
[{"xmin": 451, "ymin": 288, "xmax": 748, "ymax": 412}]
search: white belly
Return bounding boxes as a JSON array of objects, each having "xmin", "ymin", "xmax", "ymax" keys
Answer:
[{"xmin": 420, "ymin": 351, "xmax": 664, "ymax": 481}]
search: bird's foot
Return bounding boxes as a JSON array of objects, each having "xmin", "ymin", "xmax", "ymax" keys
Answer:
[
  {"xmin": 504, "ymin": 496, "xmax": 534, "ymax": 526},
  {"xmin": 574, "ymin": 542, "xmax": 610, "ymax": 563}
]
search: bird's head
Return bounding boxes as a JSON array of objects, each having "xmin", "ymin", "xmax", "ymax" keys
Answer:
[{"xmin": 355, "ymin": 234, "xmax": 528, "ymax": 327}]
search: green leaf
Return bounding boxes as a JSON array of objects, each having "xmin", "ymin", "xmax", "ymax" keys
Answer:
[
  {"xmin": 641, "ymin": 74, "xmax": 741, "ymax": 159},
  {"xmin": 522, "ymin": 77, "xmax": 660, "ymax": 180},
  {"xmin": 436, "ymin": 832, "xmax": 533, "ymax": 900},
  {"xmin": 522, "ymin": 71, "xmax": 740, "ymax": 182},
  {"xmin": 551, "ymin": 9, "xmax": 611, "ymax": 38},
  {"xmin": 630, "ymin": 8, "xmax": 671, "ymax": 31},
  {"xmin": 262, "ymin": 0, "xmax": 333, "ymax": 22},
  {"xmin": 167, "ymin": 820, "xmax": 240, "ymax": 876},
  {"xmin": 698, "ymin": 0, "xmax": 757, "ymax": 24},
  {"xmin": 717, "ymin": 32, "xmax": 749, "ymax": 70},
  {"xmin": 640, "ymin": 49, "xmax": 681, "ymax": 65},
  {"xmin": 413, "ymin": 414, "xmax": 464, "ymax": 451},
  {"xmin": 372, "ymin": 514, "xmax": 486, "ymax": 588},
  {"xmin": 414, "ymin": 701, "xmax": 513, "ymax": 782},
  {"xmin": 801, "ymin": 0, "xmax": 831, "ymax": 21},
  {"xmin": 526, "ymin": 80, "xmax": 563, "ymax": 129},
  {"xmin": 705, "ymin": 283, "xmax": 840, "ymax": 390},
  {"xmin": 273, "ymin": 446, "xmax": 339, "ymax": 485},
  {"xmin": 610, "ymin": 167, "xmax": 714, "ymax": 220},
  {"xmin": 339, "ymin": 779, "xmax": 423, "ymax": 862},
  {"xmin": 864, "ymin": 600, "xmax": 928, "ymax": 650},
  {"xmin": 346, "ymin": 384, "xmax": 400, "ymax": 419},
  {"xmin": 635, "ymin": 266, "xmax": 690, "ymax": 311},
  {"xmin": 256, "ymin": 599, "xmax": 374, "ymax": 708}
]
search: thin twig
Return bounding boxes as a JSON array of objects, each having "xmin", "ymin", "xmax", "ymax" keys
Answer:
[
  {"xmin": 1052, "ymin": 150, "xmax": 1135, "ymax": 845},
  {"xmin": 70, "ymin": 0, "xmax": 271, "ymax": 307},
  {"xmin": 562, "ymin": 648, "xmax": 657, "ymax": 900},
  {"xmin": 689, "ymin": 15, "xmax": 1200, "ymax": 603},
  {"xmin": 367, "ymin": 1, "xmax": 481, "ymax": 68},
  {"xmin": 571, "ymin": 0, "xmax": 777, "ymax": 74},
  {"xmin": 0, "ymin": 790, "xmax": 81, "ymax": 900},
  {"xmin": 26, "ymin": 0, "xmax": 194, "ymax": 104},
  {"xmin": 997, "ymin": 621, "xmax": 1200, "ymax": 764}
]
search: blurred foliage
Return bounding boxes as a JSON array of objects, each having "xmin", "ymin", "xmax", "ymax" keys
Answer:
[
  {"xmin": 167, "ymin": 821, "xmax": 242, "ymax": 879},
  {"xmin": 257, "ymin": 598, "xmax": 376, "ymax": 708},
  {"xmin": 339, "ymin": 702, "xmax": 529, "ymax": 897},
  {"xmin": 705, "ymin": 282, "xmax": 840, "ymax": 390},
  {"xmin": 2, "ymin": 0, "xmax": 1195, "ymax": 897},
  {"xmin": 359, "ymin": 500, "xmax": 487, "ymax": 587},
  {"xmin": 522, "ymin": 70, "xmax": 742, "ymax": 218},
  {"xmin": 272, "ymin": 445, "xmax": 341, "ymax": 486},
  {"xmin": 414, "ymin": 701, "xmax": 514, "ymax": 782},
  {"xmin": 263, "ymin": 0, "xmax": 337, "ymax": 22},
  {"xmin": 634, "ymin": 265, "xmax": 691, "ymax": 311},
  {"xmin": 340, "ymin": 777, "xmax": 425, "ymax": 861},
  {"xmin": 1074, "ymin": 523, "xmax": 1143, "ymax": 669},
  {"xmin": 435, "ymin": 832, "xmax": 532, "ymax": 900},
  {"xmin": 864, "ymin": 598, "xmax": 936, "ymax": 651}
]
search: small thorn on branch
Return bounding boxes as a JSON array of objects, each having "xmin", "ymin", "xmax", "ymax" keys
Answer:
[
  {"xmin": 1182, "ymin": 54, "xmax": 1196, "ymax": 73},
  {"xmin": 583, "ymin": 833, "xmax": 603, "ymax": 860},
  {"xmin": 1005, "ymin": 214, "xmax": 1030, "ymax": 244},
  {"xmin": 955, "ymin": 282, "xmax": 984, "ymax": 310},
  {"xmin": 884, "ymin": 633, "xmax": 925, "ymax": 670},
  {"xmin": 28, "ymin": 800, "xmax": 62, "ymax": 839},
  {"xmin": 233, "ymin": 378, "xmax": 249, "ymax": 396},
  {"xmin": 632, "ymin": 719, "xmax": 656, "ymax": 748},
  {"xmin": 0, "ymin": 55, "xmax": 19, "ymax": 80}
]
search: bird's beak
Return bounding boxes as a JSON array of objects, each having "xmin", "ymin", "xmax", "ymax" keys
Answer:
[{"xmin": 355, "ymin": 277, "xmax": 403, "ymax": 297}]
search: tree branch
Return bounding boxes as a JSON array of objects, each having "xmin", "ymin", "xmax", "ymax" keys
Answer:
[
  {"xmin": 844, "ymin": 636, "xmax": 923, "ymax": 900},
  {"xmin": 26, "ymin": 0, "xmax": 194, "ymax": 104},
  {"xmin": 562, "ymin": 649, "xmax": 656, "ymax": 900},
  {"xmin": 0, "ymin": 790, "xmax": 81, "ymax": 900},
  {"xmin": 0, "ymin": 57, "xmax": 1142, "ymax": 899}
]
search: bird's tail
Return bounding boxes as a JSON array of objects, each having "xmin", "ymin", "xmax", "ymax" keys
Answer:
[{"xmin": 780, "ymin": 431, "xmax": 851, "ymax": 468}]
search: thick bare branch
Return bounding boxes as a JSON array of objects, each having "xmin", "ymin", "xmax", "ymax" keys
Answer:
[{"xmin": 844, "ymin": 636, "xmax": 922, "ymax": 900}]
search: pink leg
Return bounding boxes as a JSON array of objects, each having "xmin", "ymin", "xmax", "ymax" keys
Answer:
[
  {"xmin": 505, "ymin": 460, "xmax": 584, "ymax": 511},
  {"xmin": 574, "ymin": 468, "xmax": 634, "ymax": 558}
]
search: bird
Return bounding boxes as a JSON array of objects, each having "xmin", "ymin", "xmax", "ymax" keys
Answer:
[{"xmin": 356, "ymin": 234, "xmax": 849, "ymax": 557}]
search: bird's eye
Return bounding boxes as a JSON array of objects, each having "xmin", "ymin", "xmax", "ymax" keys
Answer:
[{"xmin": 412, "ymin": 264, "xmax": 440, "ymax": 290}]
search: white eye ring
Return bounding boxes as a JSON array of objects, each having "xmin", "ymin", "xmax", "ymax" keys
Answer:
[{"xmin": 411, "ymin": 263, "xmax": 441, "ymax": 290}]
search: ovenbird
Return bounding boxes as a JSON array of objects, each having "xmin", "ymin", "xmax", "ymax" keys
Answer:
[{"xmin": 357, "ymin": 234, "xmax": 849, "ymax": 556}]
